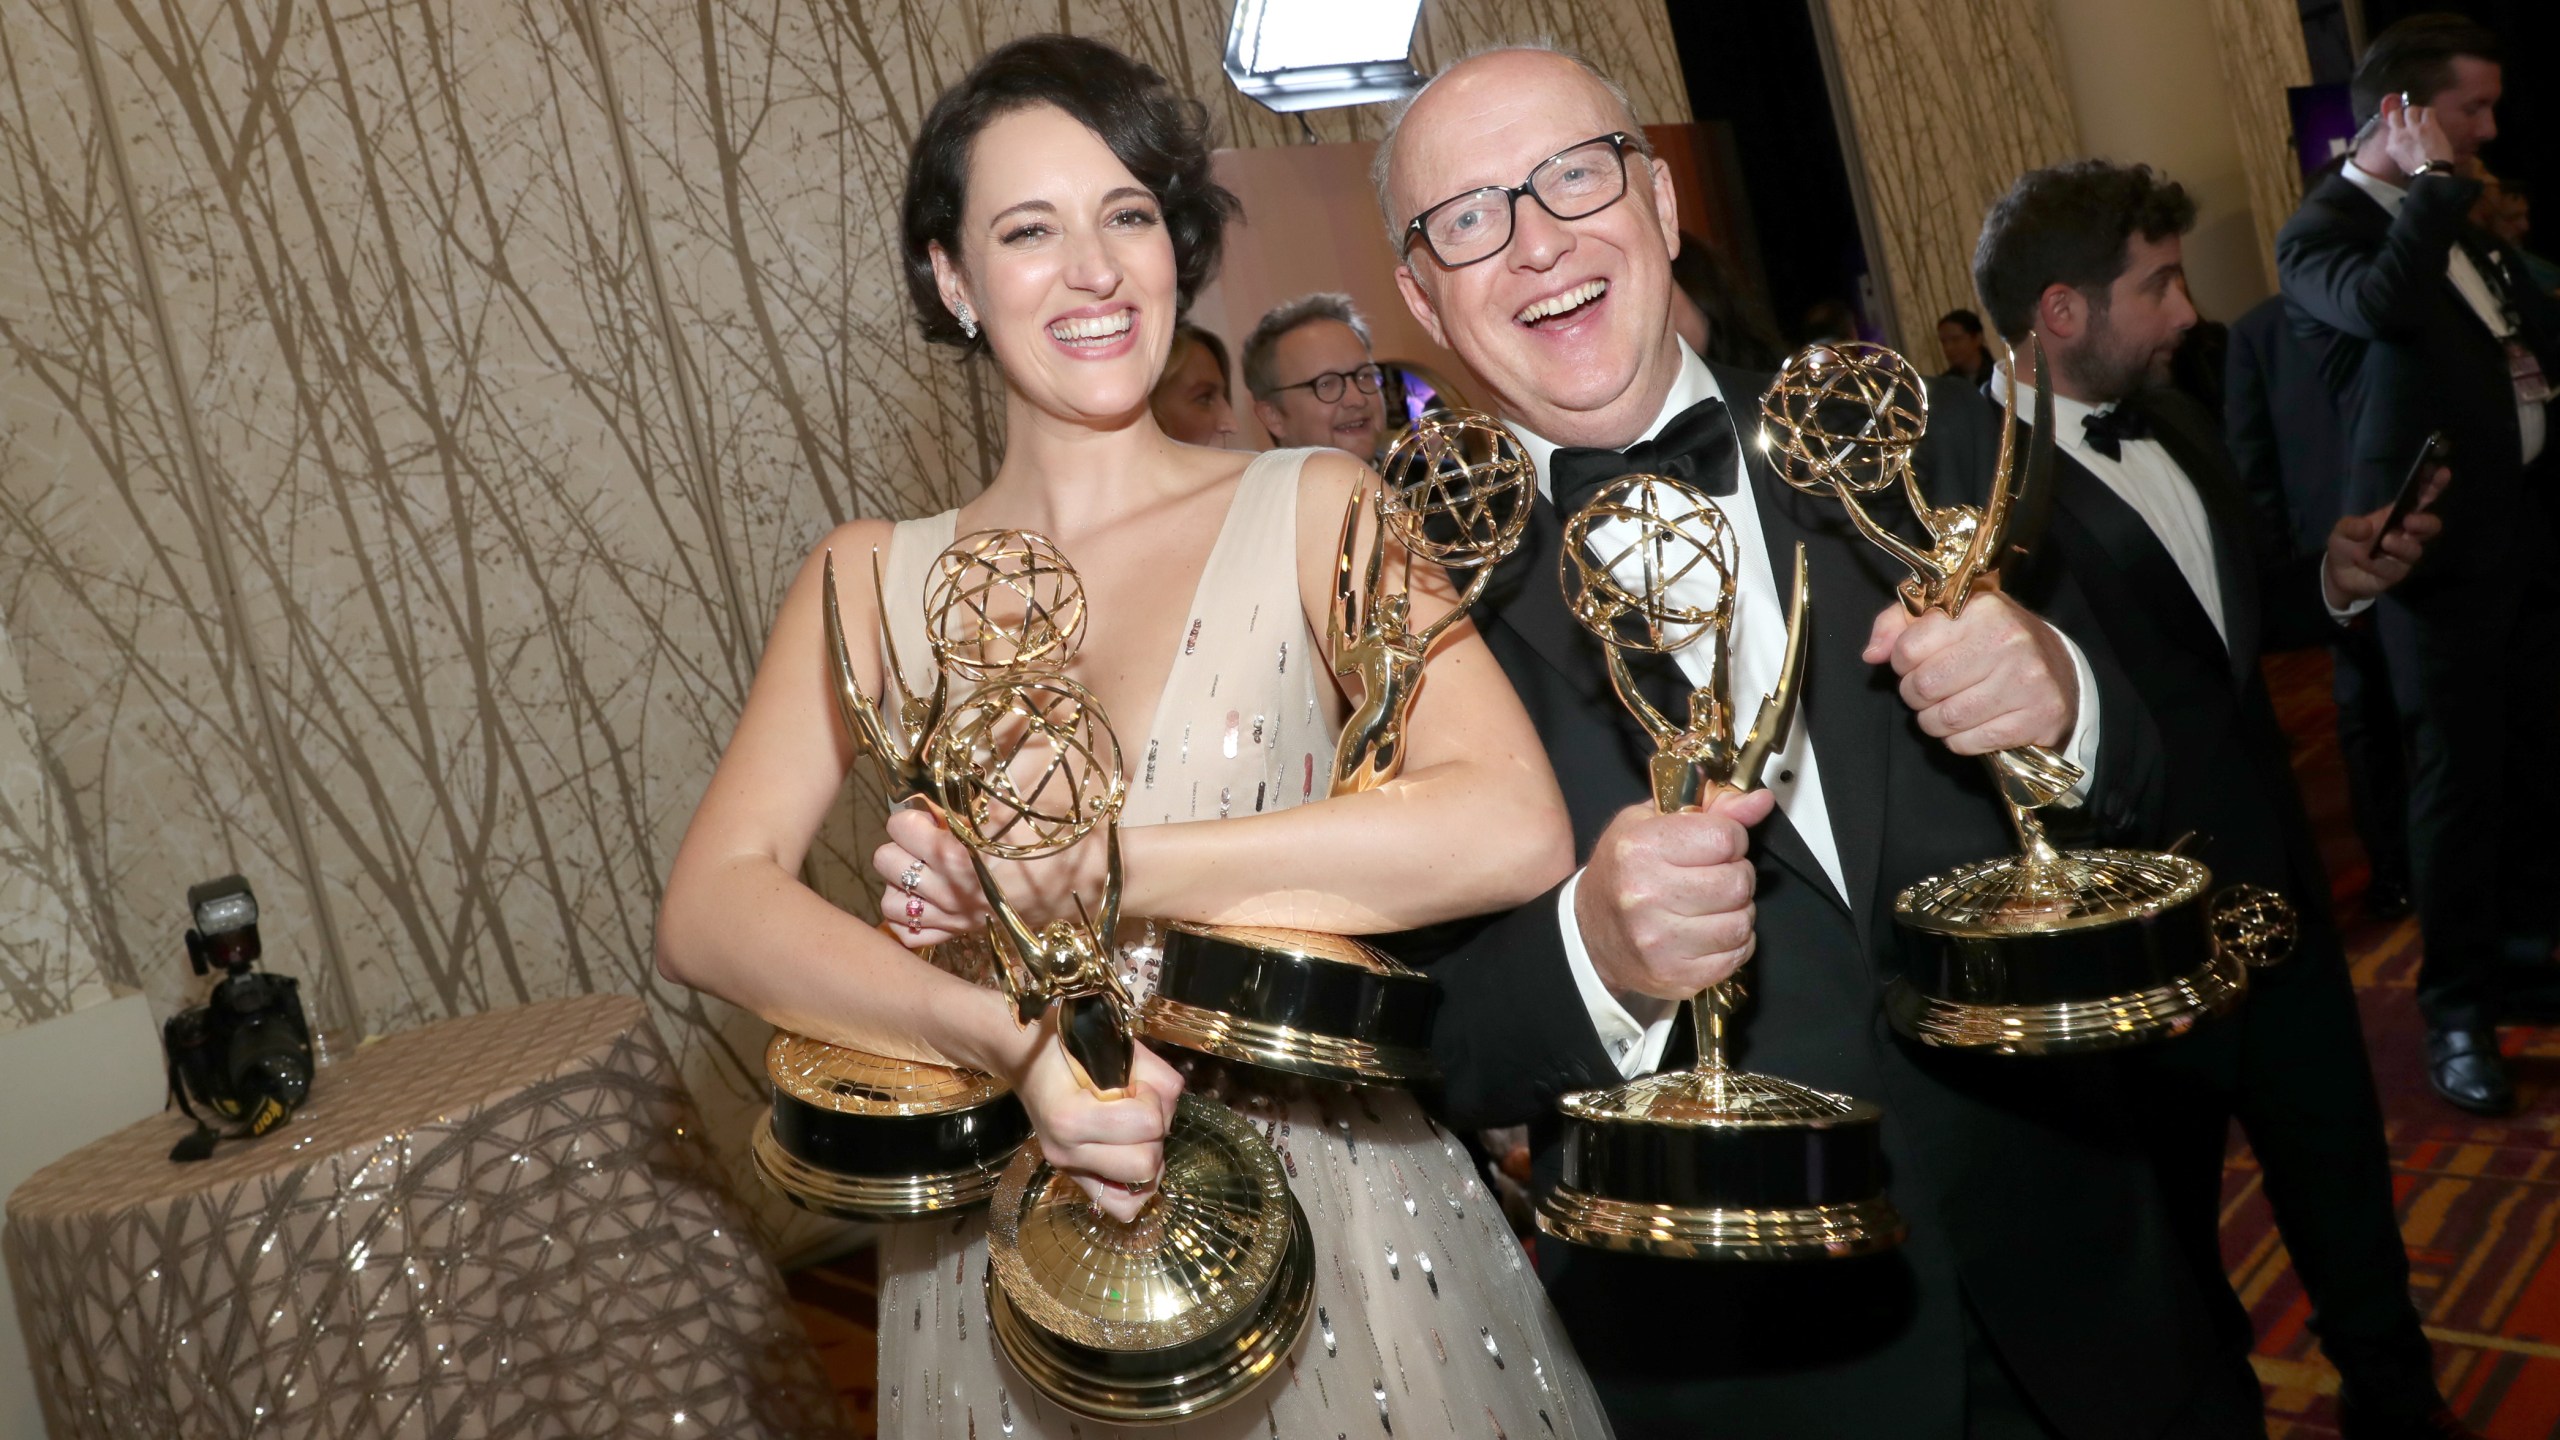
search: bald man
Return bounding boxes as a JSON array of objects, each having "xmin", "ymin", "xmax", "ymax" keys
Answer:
[{"xmin": 1379, "ymin": 48, "xmax": 2256, "ymax": 1439}]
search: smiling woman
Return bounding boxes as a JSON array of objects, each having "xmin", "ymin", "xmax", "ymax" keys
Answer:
[
  {"xmin": 655, "ymin": 30, "xmax": 1600, "ymax": 1440},
  {"xmin": 899, "ymin": 37, "xmax": 1237, "ymax": 358}
]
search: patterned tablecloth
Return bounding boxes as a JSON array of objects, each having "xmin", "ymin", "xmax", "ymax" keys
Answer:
[{"xmin": 3, "ymin": 994, "xmax": 849, "ymax": 1438}]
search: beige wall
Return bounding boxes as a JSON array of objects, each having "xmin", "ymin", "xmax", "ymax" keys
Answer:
[
  {"xmin": 0, "ymin": 0, "xmax": 1685, "ymax": 1247},
  {"xmin": 2045, "ymin": 0, "xmax": 2274, "ymax": 319},
  {"xmin": 0, "ymin": 615, "xmax": 119, "ymax": 1034},
  {"xmin": 2208, "ymin": 0, "xmax": 2318, "ymax": 281},
  {"xmin": 1818, "ymin": 0, "xmax": 2312, "ymax": 355}
]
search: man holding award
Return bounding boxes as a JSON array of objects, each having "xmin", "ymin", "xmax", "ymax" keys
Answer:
[
  {"xmin": 1974, "ymin": 161, "xmax": 2461, "ymax": 1439},
  {"xmin": 1378, "ymin": 46, "xmax": 2258, "ymax": 1440}
]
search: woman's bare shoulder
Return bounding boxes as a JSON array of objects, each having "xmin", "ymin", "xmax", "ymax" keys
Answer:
[
  {"xmin": 1159, "ymin": 438, "xmax": 1258, "ymax": 491},
  {"xmin": 1285, "ymin": 446, "xmax": 1379, "ymax": 510}
]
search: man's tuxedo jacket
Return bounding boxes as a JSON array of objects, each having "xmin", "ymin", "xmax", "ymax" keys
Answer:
[
  {"xmin": 1999, "ymin": 388, "xmax": 2419, "ymax": 1391},
  {"xmin": 2278, "ymin": 168, "xmax": 2560, "ymax": 611},
  {"xmin": 2226, "ymin": 294, "xmax": 2349, "ymax": 558},
  {"xmin": 1408, "ymin": 367, "xmax": 2257, "ymax": 1439}
]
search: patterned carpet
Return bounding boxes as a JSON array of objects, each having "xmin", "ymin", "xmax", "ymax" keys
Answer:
[
  {"xmin": 2238, "ymin": 650, "xmax": 2560, "ymax": 1438},
  {"xmin": 788, "ymin": 648, "xmax": 2560, "ymax": 1437},
  {"xmin": 787, "ymin": 1249, "xmax": 882, "ymax": 1437}
]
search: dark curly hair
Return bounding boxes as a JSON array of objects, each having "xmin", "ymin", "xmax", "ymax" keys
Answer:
[
  {"xmin": 1972, "ymin": 160, "xmax": 2196, "ymax": 342},
  {"xmin": 899, "ymin": 35, "xmax": 1240, "ymax": 353}
]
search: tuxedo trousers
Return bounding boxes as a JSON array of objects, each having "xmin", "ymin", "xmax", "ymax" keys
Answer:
[
  {"xmin": 2330, "ymin": 626, "xmax": 2409, "ymax": 894},
  {"xmin": 2386, "ymin": 573, "xmax": 2560, "ymax": 1031}
]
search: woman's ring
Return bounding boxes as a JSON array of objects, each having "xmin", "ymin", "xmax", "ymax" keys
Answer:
[
  {"xmin": 899, "ymin": 860, "xmax": 925, "ymax": 896},
  {"xmin": 906, "ymin": 895, "xmax": 926, "ymax": 923}
]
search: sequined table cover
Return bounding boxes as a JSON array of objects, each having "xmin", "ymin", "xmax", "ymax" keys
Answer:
[{"xmin": 3, "ymin": 994, "xmax": 850, "ymax": 1439}]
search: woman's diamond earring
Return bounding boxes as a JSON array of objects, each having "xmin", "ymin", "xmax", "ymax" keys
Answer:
[{"xmin": 956, "ymin": 301, "xmax": 977, "ymax": 339}]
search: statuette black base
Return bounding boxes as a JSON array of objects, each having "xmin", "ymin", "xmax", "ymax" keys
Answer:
[
  {"xmin": 1534, "ymin": 1069, "xmax": 1905, "ymax": 1261},
  {"xmin": 1144, "ymin": 923, "xmax": 1439, "ymax": 1086},
  {"xmin": 1889, "ymin": 851, "xmax": 2246, "ymax": 1055}
]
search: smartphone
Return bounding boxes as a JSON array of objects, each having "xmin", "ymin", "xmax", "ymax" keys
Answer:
[
  {"xmin": 2349, "ymin": 91, "xmax": 2418, "ymax": 148},
  {"xmin": 2369, "ymin": 431, "xmax": 2447, "ymax": 557}
]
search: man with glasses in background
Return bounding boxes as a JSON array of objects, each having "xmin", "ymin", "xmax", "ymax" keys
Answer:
[{"xmin": 1242, "ymin": 292, "xmax": 1388, "ymax": 459}]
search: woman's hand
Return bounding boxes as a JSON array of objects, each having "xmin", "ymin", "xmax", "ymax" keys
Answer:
[
  {"xmin": 876, "ymin": 807, "xmax": 989, "ymax": 948},
  {"xmin": 874, "ymin": 805, "xmax": 1110, "ymax": 949},
  {"xmin": 1009, "ymin": 1026, "xmax": 1185, "ymax": 1223}
]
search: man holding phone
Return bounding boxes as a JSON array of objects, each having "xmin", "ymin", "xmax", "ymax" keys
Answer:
[
  {"xmin": 2280, "ymin": 14, "xmax": 2560, "ymax": 1115},
  {"xmin": 1977, "ymin": 160, "xmax": 2454, "ymax": 1438}
]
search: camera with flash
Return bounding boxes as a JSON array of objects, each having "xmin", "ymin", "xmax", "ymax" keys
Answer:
[{"xmin": 160, "ymin": 875, "xmax": 314, "ymax": 1160}]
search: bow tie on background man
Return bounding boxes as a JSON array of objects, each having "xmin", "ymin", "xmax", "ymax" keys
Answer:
[
  {"xmin": 2078, "ymin": 399, "xmax": 2154, "ymax": 461},
  {"xmin": 1548, "ymin": 394, "xmax": 1741, "ymax": 519}
]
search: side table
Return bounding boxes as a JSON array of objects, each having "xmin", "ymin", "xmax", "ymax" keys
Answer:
[{"xmin": 4, "ymin": 993, "xmax": 849, "ymax": 1438}]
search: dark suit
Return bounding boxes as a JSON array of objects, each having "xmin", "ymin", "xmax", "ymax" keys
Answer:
[
  {"xmin": 2278, "ymin": 169, "xmax": 2560, "ymax": 1030},
  {"xmin": 1409, "ymin": 367, "xmax": 2256, "ymax": 1439},
  {"xmin": 2002, "ymin": 388, "xmax": 2437, "ymax": 1427},
  {"xmin": 2223, "ymin": 296, "xmax": 2408, "ymax": 895}
]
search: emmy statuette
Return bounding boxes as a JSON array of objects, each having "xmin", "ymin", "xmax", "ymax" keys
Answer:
[
  {"xmin": 1147, "ymin": 413, "xmax": 1534, "ymax": 1085},
  {"xmin": 1757, "ymin": 341, "xmax": 2288, "ymax": 1054},
  {"xmin": 930, "ymin": 673, "xmax": 1313, "ymax": 1424},
  {"xmin": 753, "ymin": 532, "xmax": 1085, "ymax": 1221},
  {"xmin": 1532, "ymin": 472, "xmax": 1905, "ymax": 1261}
]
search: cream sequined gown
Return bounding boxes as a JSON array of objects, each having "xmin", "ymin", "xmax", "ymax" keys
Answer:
[{"xmin": 872, "ymin": 449, "xmax": 1612, "ymax": 1439}]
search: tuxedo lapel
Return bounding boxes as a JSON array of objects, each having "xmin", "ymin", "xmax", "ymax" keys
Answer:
[
  {"xmin": 1477, "ymin": 494, "xmax": 1601, "ymax": 691},
  {"xmin": 1474, "ymin": 493, "xmax": 1682, "ymax": 763},
  {"xmin": 1745, "ymin": 446, "xmax": 1888, "ymax": 936},
  {"xmin": 2140, "ymin": 397, "xmax": 2261, "ymax": 684},
  {"xmin": 2018, "ymin": 415, "xmax": 2232, "ymax": 673},
  {"xmin": 1483, "ymin": 373, "xmax": 1866, "ymax": 925}
]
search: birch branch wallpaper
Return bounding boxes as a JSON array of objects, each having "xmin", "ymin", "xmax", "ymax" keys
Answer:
[
  {"xmin": 1817, "ymin": 0, "xmax": 2083, "ymax": 361},
  {"xmin": 0, "ymin": 0, "xmax": 1687, "ymax": 1246}
]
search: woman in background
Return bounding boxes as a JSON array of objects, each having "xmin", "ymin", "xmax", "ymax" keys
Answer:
[
  {"xmin": 656, "ymin": 34, "xmax": 1607, "ymax": 1440},
  {"xmin": 1149, "ymin": 321, "xmax": 1240, "ymax": 446}
]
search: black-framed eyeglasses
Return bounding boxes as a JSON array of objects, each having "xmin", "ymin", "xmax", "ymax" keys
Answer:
[
  {"xmin": 1263, "ymin": 363, "xmax": 1386, "ymax": 404},
  {"xmin": 1401, "ymin": 133, "xmax": 1643, "ymax": 270}
]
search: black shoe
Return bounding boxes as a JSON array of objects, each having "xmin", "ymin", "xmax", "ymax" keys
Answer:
[
  {"xmin": 2426, "ymin": 1026, "xmax": 2516, "ymax": 1115},
  {"xmin": 2366, "ymin": 878, "xmax": 2413, "ymax": 920}
]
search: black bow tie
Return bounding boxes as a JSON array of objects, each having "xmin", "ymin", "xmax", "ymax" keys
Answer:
[
  {"xmin": 2079, "ymin": 401, "xmax": 2154, "ymax": 461},
  {"xmin": 1548, "ymin": 395, "xmax": 1740, "ymax": 519}
]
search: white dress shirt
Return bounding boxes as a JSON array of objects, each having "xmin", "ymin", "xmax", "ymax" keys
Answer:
[
  {"xmin": 1512, "ymin": 344, "xmax": 2102, "ymax": 1076},
  {"xmin": 2343, "ymin": 159, "xmax": 2547, "ymax": 465},
  {"xmin": 1995, "ymin": 364, "xmax": 2369, "ymax": 630}
]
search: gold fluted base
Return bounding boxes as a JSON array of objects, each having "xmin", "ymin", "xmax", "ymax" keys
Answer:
[
  {"xmin": 1140, "ymin": 993, "xmax": 1434, "ymax": 1086},
  {"xmin": 750, "ymin": 1112, "xmax": 1012, "ymax": 1221},
  {"xmin": 1884, "ymin": 948, "xmax": 2249, "ymax": 1055},
  {"xmin": 984, "ymin": 1094, "xmax": 1311, "ymax": 1422},
  {"xmin": 1898, "ymin": 849, "xmax": 2209, "ymax": 936},
  {"xmin": 764, "ymin": 1030, "xmax": 1012, "ymax": 1115},
  {"xmin": 985, "ymin": 1201, "xmax": 1315, "ymax": 1425},
  {"xmin": 1535, "ymin": 1184, "xmax": 1906, "ymax": 1261},
  {"xmin": 1557, "ymin": 1065, "xmax": 1875, "ymax": 1127}
]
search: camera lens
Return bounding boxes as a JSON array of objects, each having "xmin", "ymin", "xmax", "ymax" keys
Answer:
[{"xmin": 245, "ymin": 1053, "xmax": 312, "ymax": 1108}]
